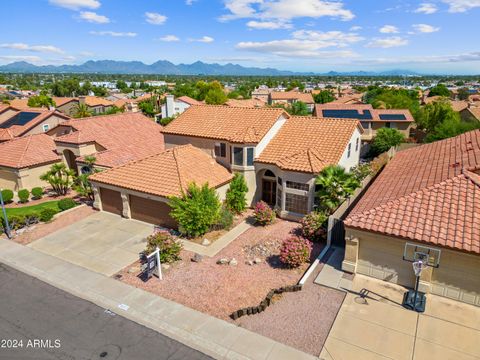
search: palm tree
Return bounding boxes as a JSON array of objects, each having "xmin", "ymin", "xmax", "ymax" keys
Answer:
[
  {"xmin": 315, "ymin": 165, "xmax": 360, "ymax": 213},
  {"xmin": 40, "ymin": 163, "xmax": 75, "ymax": 196},
  {"xmin": 73, "ymin": 103, "xmax": 92, "ymax": 118}
]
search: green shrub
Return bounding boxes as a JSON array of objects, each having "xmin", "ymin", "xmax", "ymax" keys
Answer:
[
  {"xmin": 31, "ymin": 187, "xmax": 44, "ymax": 199},
  {"xmin": 58, "ymin": 198, "xmax": 76, "ymax": 211},
  {"xmin": 225, "ymin": 173, "xmax": 248, "ymax": 213},
  {"xmin": 300, "ymin": 211, "xmax": 328, "ymax": 242},
  {"xmin": 253, "ymin": 201, "xmax": 276, "ymax": 226},
  {"xmin": 169, "ymin": 182, "xmax": 221, "ymax": 237},
  {"xmin": 39, "ymin": 208, "xmax": 58, "ymax": 222},
  {"xmin": 1, "ymin": 189, "xmax": 14, "ymax": 203},
  {"xmin": 145, "ymin": 231, "xmax": 183, "ymax": 264},
  {"xmin": 8, "ymin": 215, "xmax": 26, "ymax": 230},
  {"xmin": 18, "ymin": 189, "xmax": 30, "ymax": 203},
  {"xmin": 279, "ymin": 236, "xmax": 312, "ymax": 268},
  {"xmin": 24, "ymin": 213, "xmax": 40, "ymax": 226},
  {"xmin": 214, "ymin": 206, "xmax": 234, "ymax": 230}
]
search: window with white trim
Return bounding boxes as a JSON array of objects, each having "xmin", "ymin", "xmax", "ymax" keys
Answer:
[
  {"xmin": 214, "ymin": 142, "xmax": 226, "ymax": 157},
  {"xmin": 246, "ymin": 147, "xmax": 254, "ymax": 166},
  {"xmin": 42, "ymin": 124, "xmax": 49, "ymax": 132},
  {"xmin": 286, "ymin": 181, "xmax": 309, "ymax": 191},
  {"xmin": 233, "ymin": 147, "xmax": 243, "ymax": 166},
  {"xmin": 355, "ymin": 138, "xmax": 359, "ymax": 152},
  {"xmin": 347, "ymin": 143, "xmax": 351, "ymax": 158}
]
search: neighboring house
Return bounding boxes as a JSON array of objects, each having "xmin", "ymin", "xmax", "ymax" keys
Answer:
[
  {"xmin": 313, "ymin": 104, "xmax": 414, "ymax": 142},
  {"xmin": 225, "ymin": 97, "xmax": 266, "ymax": 108},
  {"xmin": 343, "ymin": 130, "xmax": 480, "ymax": 306},
  {"xmin": 162, "ymin": 105, "xmax": 362, "ymax": 219},
  {"xmin": 48, "ymin": 113, "xmax": 165, "ymax": 174},
  {"xmin": 329, "ymin": 94, "xmax": 364, "ymax": 105},
  {"xmin": 0, "ymin": 134, "xmax": 61, "ymax": 191},
  {"xmin": 269, "ymin": 91, "xmax": 315, "ymax": 112},
  {"xmin": 82, "ymin": 96, "xmax": 114, "ymax": 115},
  {"xmin": 89, "ymin": 144, "xmax": 233, "ymax": 228},
  {"xmin": 460, "ymin": 106, "xmax": 480, "ymax": 122},
  {"xmin": 0, "ymin": 108, "xmax": 69, "ymax": 142},
  {"xmin": 251, "ymin": 88, "xmax": 271, "ymax": 102},
  {"xmin": 160, "ymin": 95, "xmax": 202, "ymax": 119}
]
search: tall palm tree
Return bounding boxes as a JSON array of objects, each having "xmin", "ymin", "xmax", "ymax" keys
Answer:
[
  {"xmin": 315, "ymin": 165, "xmax": 360, "ymax": 213},
  {"xmin": 73, "ymin": 103, "xmax": 92, "ymax": 118}
]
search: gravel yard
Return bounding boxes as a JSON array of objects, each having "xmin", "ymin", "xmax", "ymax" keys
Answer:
[
  {"xmin": 235, "ymin": 249, "xmax": 346, "ymax": 356},
  {"xmin": 117, "ymin": 218, "xmax": 324, "ymax": 320}
]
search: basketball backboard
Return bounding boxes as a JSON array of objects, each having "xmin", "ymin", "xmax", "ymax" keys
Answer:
[{"xmin": 403, "ymin": 243, "xmax": 441, "ymax": 268}]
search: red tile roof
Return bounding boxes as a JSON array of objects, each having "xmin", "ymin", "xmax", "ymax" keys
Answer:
[
  {"xmin": 314, "ymin": 103, "xmax": 414, "ymax": 122},
  {"xmin": 345, "ymin": 130, "xmax": 480, "ymax": 254},
  {"xmin": 270, "ymin": 91, "xmax": 314, "ymax": 104},
  {"xmin": 162, "ymin": 105, "xmax": 288, "ymax": 144},
  {"xmin": 177, "ymin": 96, "xmax": 202, "ymax": 105},
  {"xmin": 89, "ymin": 144, "xmax": 233, "ymax": 198},
  {"xmin": 256, "ymin": 117, "xmax": 362, "ymax": 173},
  {"xmin": 53, "ymin": 113, "xmax": 165, "ymax": 168},
  {"xmin": 0, "ymin": 133, "xmax": 60, "ymax": 169}
]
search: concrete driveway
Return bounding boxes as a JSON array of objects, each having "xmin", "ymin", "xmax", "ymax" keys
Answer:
[
  {"xmin": 321, "ymin": 274, "xmax": 480, "ymax": 360},
  {"xmin": 28, "ymin": 212, "xmax": 154, "ymax": 276}
]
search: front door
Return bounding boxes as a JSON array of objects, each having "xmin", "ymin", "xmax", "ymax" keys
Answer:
[{"xmin": 262, "ymin": 179, "xmax": 276, "ymax": 206}]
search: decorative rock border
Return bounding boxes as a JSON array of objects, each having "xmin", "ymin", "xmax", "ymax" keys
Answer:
[{"xmin": 230, "ymin": 284, "xmax": 302, "ymax": 320}]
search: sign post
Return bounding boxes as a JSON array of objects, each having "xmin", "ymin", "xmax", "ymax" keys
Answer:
[{"xmin": 144, "ymin": 246, "xmax": 162, "ymax": 280}]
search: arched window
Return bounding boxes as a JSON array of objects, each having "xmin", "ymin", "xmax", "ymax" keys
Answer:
[{"xmin": 264, "ymin": 170, "xmax": 275, "ymax": 178}]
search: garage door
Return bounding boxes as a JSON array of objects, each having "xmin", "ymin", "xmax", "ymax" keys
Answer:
[
  {"xmin": 357, "ymin": 237, "xmax": 415, "ymax": 288},
  {"xmin": 100, "ymin": 188, "xmax": 123, "ymax": 216},
  {"xmin": 129, "ymin": 195, "xmax": 177, "ymax": 229}
]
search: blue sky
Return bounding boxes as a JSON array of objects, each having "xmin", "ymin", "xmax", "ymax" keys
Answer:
[{"xmin": 1, "ymin": 0, "xmax": 479, "ymax": 74}]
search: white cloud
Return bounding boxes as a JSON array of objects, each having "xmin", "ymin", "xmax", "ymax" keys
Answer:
[
  {"xmin": 159, "ymin": 35, "xmax": 180, "ymax": 42},
  {"xmin": 0, "ymin": 55, "xmax": 43, "ymax": 63},
  {"xmin": 79, "ymin": 11, "xmax": 110, "ymax": 23},
  {"xmin": 246, "ymin": 20, "xmax": 292, "ymax": 29},
  {"xmin": 414, "ymin": 3, "xmax": 438, "ymax": 14},
  {"xmin": 236, "ymin": 30, "xmax": 362, "ymax": 57},
  {"xmin": 186, "ymin": 0, "xmax": 197, "ymax": 4},
  {"xmin": 49, "ymin": 0, "xmax": 100, "ymax": 10},
  {"xmin": 90, "ymin": 31, "xmax": 137, "ymax": 37},
  {"xmin": 349, "ymin": 26, "xmax": 362, "ymax": 31},
  {"xmin": 189, "ymin": 36, "xmax": 214, "ymax": 43},
  {"xmin": 0, "ymin": 43, "xmax": 64, "ymax": 54},
  {"xmin": 366, "ymin": 36, "xmax": 408, "ymax": 48},
  {"xmin": 352, "ymin": 52, "xmax": 480, "ymax": 65},
  {"xmin": 221, "ymin": 0, "xmax": 354, "ymax": 22},
  {"xmin": 412, "ymin": 24, "xmax": 440, "ymax": 33},
  {"xmin": 379, "ymin": 25, "xmax": 399, "ymax": 33},
  {"xmin": 443, "ymin": 0, "xmax": 480, "ymax": 12},
  {"xmin": 145, "ymin": 12, "xmax": 167, "ymax": 25}
]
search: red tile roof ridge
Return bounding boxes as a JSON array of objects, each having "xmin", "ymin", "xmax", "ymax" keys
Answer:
[{"xmin": 171, "ymin": 145, "xmax": 186, "ymax": 194}]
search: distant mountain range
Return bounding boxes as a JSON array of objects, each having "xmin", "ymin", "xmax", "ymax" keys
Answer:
[{"xmin": 0, "ymin": 60, "xmax": 421, "ymax": 76}]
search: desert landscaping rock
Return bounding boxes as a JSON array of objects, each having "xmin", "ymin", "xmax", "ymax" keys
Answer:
[
  {"xmin": 201, "ymin": 238, "xmax": 211, "ymax": 246},
  {"xmin": 229, "ymin": 258, "xmax": 238, "ymax": 266},
  {"xmin": 216, "ymin": 258, "xmax": 229, "ymax": 265},
  {"xmin": 254, "ymin": 257, "xmax": 262, "ymax": 264},
  {"xmin": 191, "ymin": 254, "xmax": 203, "ymax": 262}
]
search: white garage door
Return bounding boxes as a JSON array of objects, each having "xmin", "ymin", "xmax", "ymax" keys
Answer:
[{"xmin": 357, "ymin": 237, "xmax": 416, "ymax": 288}]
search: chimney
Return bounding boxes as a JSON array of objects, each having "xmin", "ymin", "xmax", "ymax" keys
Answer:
[
  {"xmin": 79, "ymin": 96, "xmax": 86, "ymax": 105},
  {"xmin": 166, "ymin": 94, "xmax": 175, "ymax": 118}
]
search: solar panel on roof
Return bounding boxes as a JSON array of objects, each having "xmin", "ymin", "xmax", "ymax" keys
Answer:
[
  {"xmin": 321, "ymin": 109, "xmax": 373, "ymax": 120},
  {"xmin": 0, "ymin": 112, "xmax": 41, "ymax": 129},
  {"xmin": 378, "ymin": 114, "xmax": 407, "ymax": 121}
]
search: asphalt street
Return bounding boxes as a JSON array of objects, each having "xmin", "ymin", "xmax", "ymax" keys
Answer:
[{"xmin": 0, "ymin": 263, "xmax": 212, "ymax": 360}]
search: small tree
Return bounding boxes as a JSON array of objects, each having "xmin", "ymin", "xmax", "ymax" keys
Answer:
[
  {"xmin": 169, "ymin": 182, "xmax": 221, "ymax": 237},
  {"xmin": 428, "ymin": 84, "xmax": 451, "ymax": 97},
  {"xmin": 288, "ymin": 101, "xmax": 310, "ymax": 116},
  {"xmin": 205, "ymin": 88, "xmax": 228, "ymax": 105},
  {"xmin": 313, "ymin": 90, "xmax": 335, "ymax": 104},
  {"xmin": 28, "ymin": 93, "xmax": 55, "ymax": 108},
  {"xmin": 73, "ymin": 156, "xmax": 98, "ymax": 201},
  {"xmin": 225, "ymin": 173, "xmax": 248, "ymax": 213},
  {"xmin": 315, "ymin": 165, "xmax": 360, "ymax": 213},
  {"xmin": 370, "ymin": 128, "xmax": 404, "ymax": 156},
  {"xmin": 40, "ymin": 163, "xmax": 75, "ymax": 196},
  {"xmin": 73, "ymin": 103, "xmax": 92, "ymax": 118}
]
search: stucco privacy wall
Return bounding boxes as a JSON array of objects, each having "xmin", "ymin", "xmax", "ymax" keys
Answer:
[
  {"xmin": 338, "ymin": 127, "xmax": 362, "ymax": 171},
  {"xmin": 343, "ymin": 228, "xmax": 480, "ymax": 306},
  {"xmin": 0, "ymin": 162, "xmax": 59, "ymax": 191},
  {"xmin": 25, "ymin": 114, "xmax": 67, "ymax": 136}
]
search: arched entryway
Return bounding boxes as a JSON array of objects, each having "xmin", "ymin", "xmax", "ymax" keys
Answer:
[
  {"xmin": 261, "ymin": 169, "xmax": 277, "ymax": 206},
  {"xmin": 63, "ymin": 149, "xmax": 78, "ymax": 175}
]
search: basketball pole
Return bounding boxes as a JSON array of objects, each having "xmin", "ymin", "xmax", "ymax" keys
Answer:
[{"xmin": 412, "ymin": 272, "xmax": 420, "ymax": 312}]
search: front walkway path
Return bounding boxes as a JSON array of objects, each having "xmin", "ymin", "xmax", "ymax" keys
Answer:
[
  {"xmin": 0, "ymin": 238, "xmax": 315, "ymax": 360},
  {"xmin": 181, "ymin": 221, "xmax": 253, "ymax": 257},
  {"xmin": 320, "ymin": 274, "xmax": 480, "ymax": 360},
  {"xmin": 314, "ymin": 247, "xmax": 352, "ymax": 292}
]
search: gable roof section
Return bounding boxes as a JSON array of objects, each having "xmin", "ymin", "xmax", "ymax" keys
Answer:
[
  {"xmin": 177, "ymin": 96, "xmax": 202, "ymax": 105},
  {"xmin": 89, "ymin": 144, "xmax": 233, "ymax": 198},
  {"xmin": 83, "ymin": 96, "xmax": 114, "ymax": 107},
  {"xmin": 314, "ymin": 103, "xmax": 414, "ymax": 122},
  {"xmin": 270, "ymin": 91, "xmax": 314, "ymax": 104},
  {"xmin": 345, "ymin": 129, "xmax": 480, "ymax": 254},
  {"xmin": 0, "ymin": 133, "xmax": 60, "ymax": 169},
  {"xmin": 256, "ymin": 117, "xmax": 362, "ymax": 173},
  {"xmin": 162, "ymin": 105, "xmax": 287, "ymax": 144},
  {"xmin": 466, "ymin": 107, "xmax": 480, "ymax": 120},
  {"xmin": 54, "ymin": 113, "xmax": 165, "ymax": 167}
]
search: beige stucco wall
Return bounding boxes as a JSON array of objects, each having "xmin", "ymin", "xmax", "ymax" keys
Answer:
[
  {"xmin": 343, "ymin": 227, "xmax": 480, "ymax": 306},
  {"xmin": 0, "ymin": 109, "xmax": 18, "ymax": 124},
  {"xmin": 215, "ymin": 182, "xmax": 230, "ymax": 202},
  {"xmin": 56, "ymin": 101, "xmax": 78, "ymax": 116},
  {"xmin": 371, "ymin": 122, "xmax": 411, "ymax": 138},
  {"xmin": 23, "ymin": 114, "xmax": 68, "ymax": 136},
  {"xmin": 0, "ymin": 167, "xmax": 18, "ymax": 191},
  {"xmin": 0, "ymin": 162, "xmax": 60, "ymax": 191}
]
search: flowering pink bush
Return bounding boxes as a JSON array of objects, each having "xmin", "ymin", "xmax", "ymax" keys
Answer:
[
  {"xmin": 253, "ymin": 201, "xmax": 276, "ymax": 226},
  {"xmin": 279, "ymin": 236, "xmax": 312, "ymax": 268},
  {"xmin": 300, "ymin": 211, "xmax": 327, "ymax": 242}
]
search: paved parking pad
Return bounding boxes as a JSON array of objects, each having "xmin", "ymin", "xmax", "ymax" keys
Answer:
[
  {"xmin": 28, "ymin": 211, "xmax": 153, "ymax": 276},
  {"xmin": 321, "ymin": 275, "xmax": 480, "ymax": 360}
]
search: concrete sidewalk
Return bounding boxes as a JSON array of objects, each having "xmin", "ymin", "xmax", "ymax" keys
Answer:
[{"xmin": 0, "ymin": 238, "xmax": 315, "ymax": 360}]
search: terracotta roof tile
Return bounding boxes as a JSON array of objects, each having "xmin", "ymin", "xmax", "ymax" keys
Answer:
[
  {"xmin": 83, "ymin": 96, "xmax": 114, "ymax": 107},
  {"xmin": 345, "ymin": 129, "xmax": 480, "ymax": 254},
  {"xmin": 226, "ymin": 98, "xmax": 266, "ymax": 108},
  {"xmin": 270, "ymin": 91, "xmax": 314, "ymax": 104},
  {"xmin": 177, "ymin": 96, "xmax": 202, "ymax": 105},
  {"xmin": 162, "ymin": 105, "xmax": 287, "ymax": 144},
  {"xmin": 0, "ymin": 133, "xmax": 60, "ymax": 169},
  {"xmin": 89, "ymin": 144, "xmax": 233, "ymax": 198},
  {"xmin": 256, "ymin": 117, "xmax": 362, "ymax": 173},
  {"xmin": 314, "ymin": 103, "xmax": 414, "ymax": 122},
  {"xmin": 54, "ymin": 113, "xmax": 164, "ymax": 167}
]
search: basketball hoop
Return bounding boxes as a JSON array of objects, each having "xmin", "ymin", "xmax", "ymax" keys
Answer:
[
  {"xmin": 412, "ymin": 259, "xmax": 426, "ymax": 277},
  {"xmin": 402, "ymin": 250, "xmax": 431, "ymax": 313}
]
